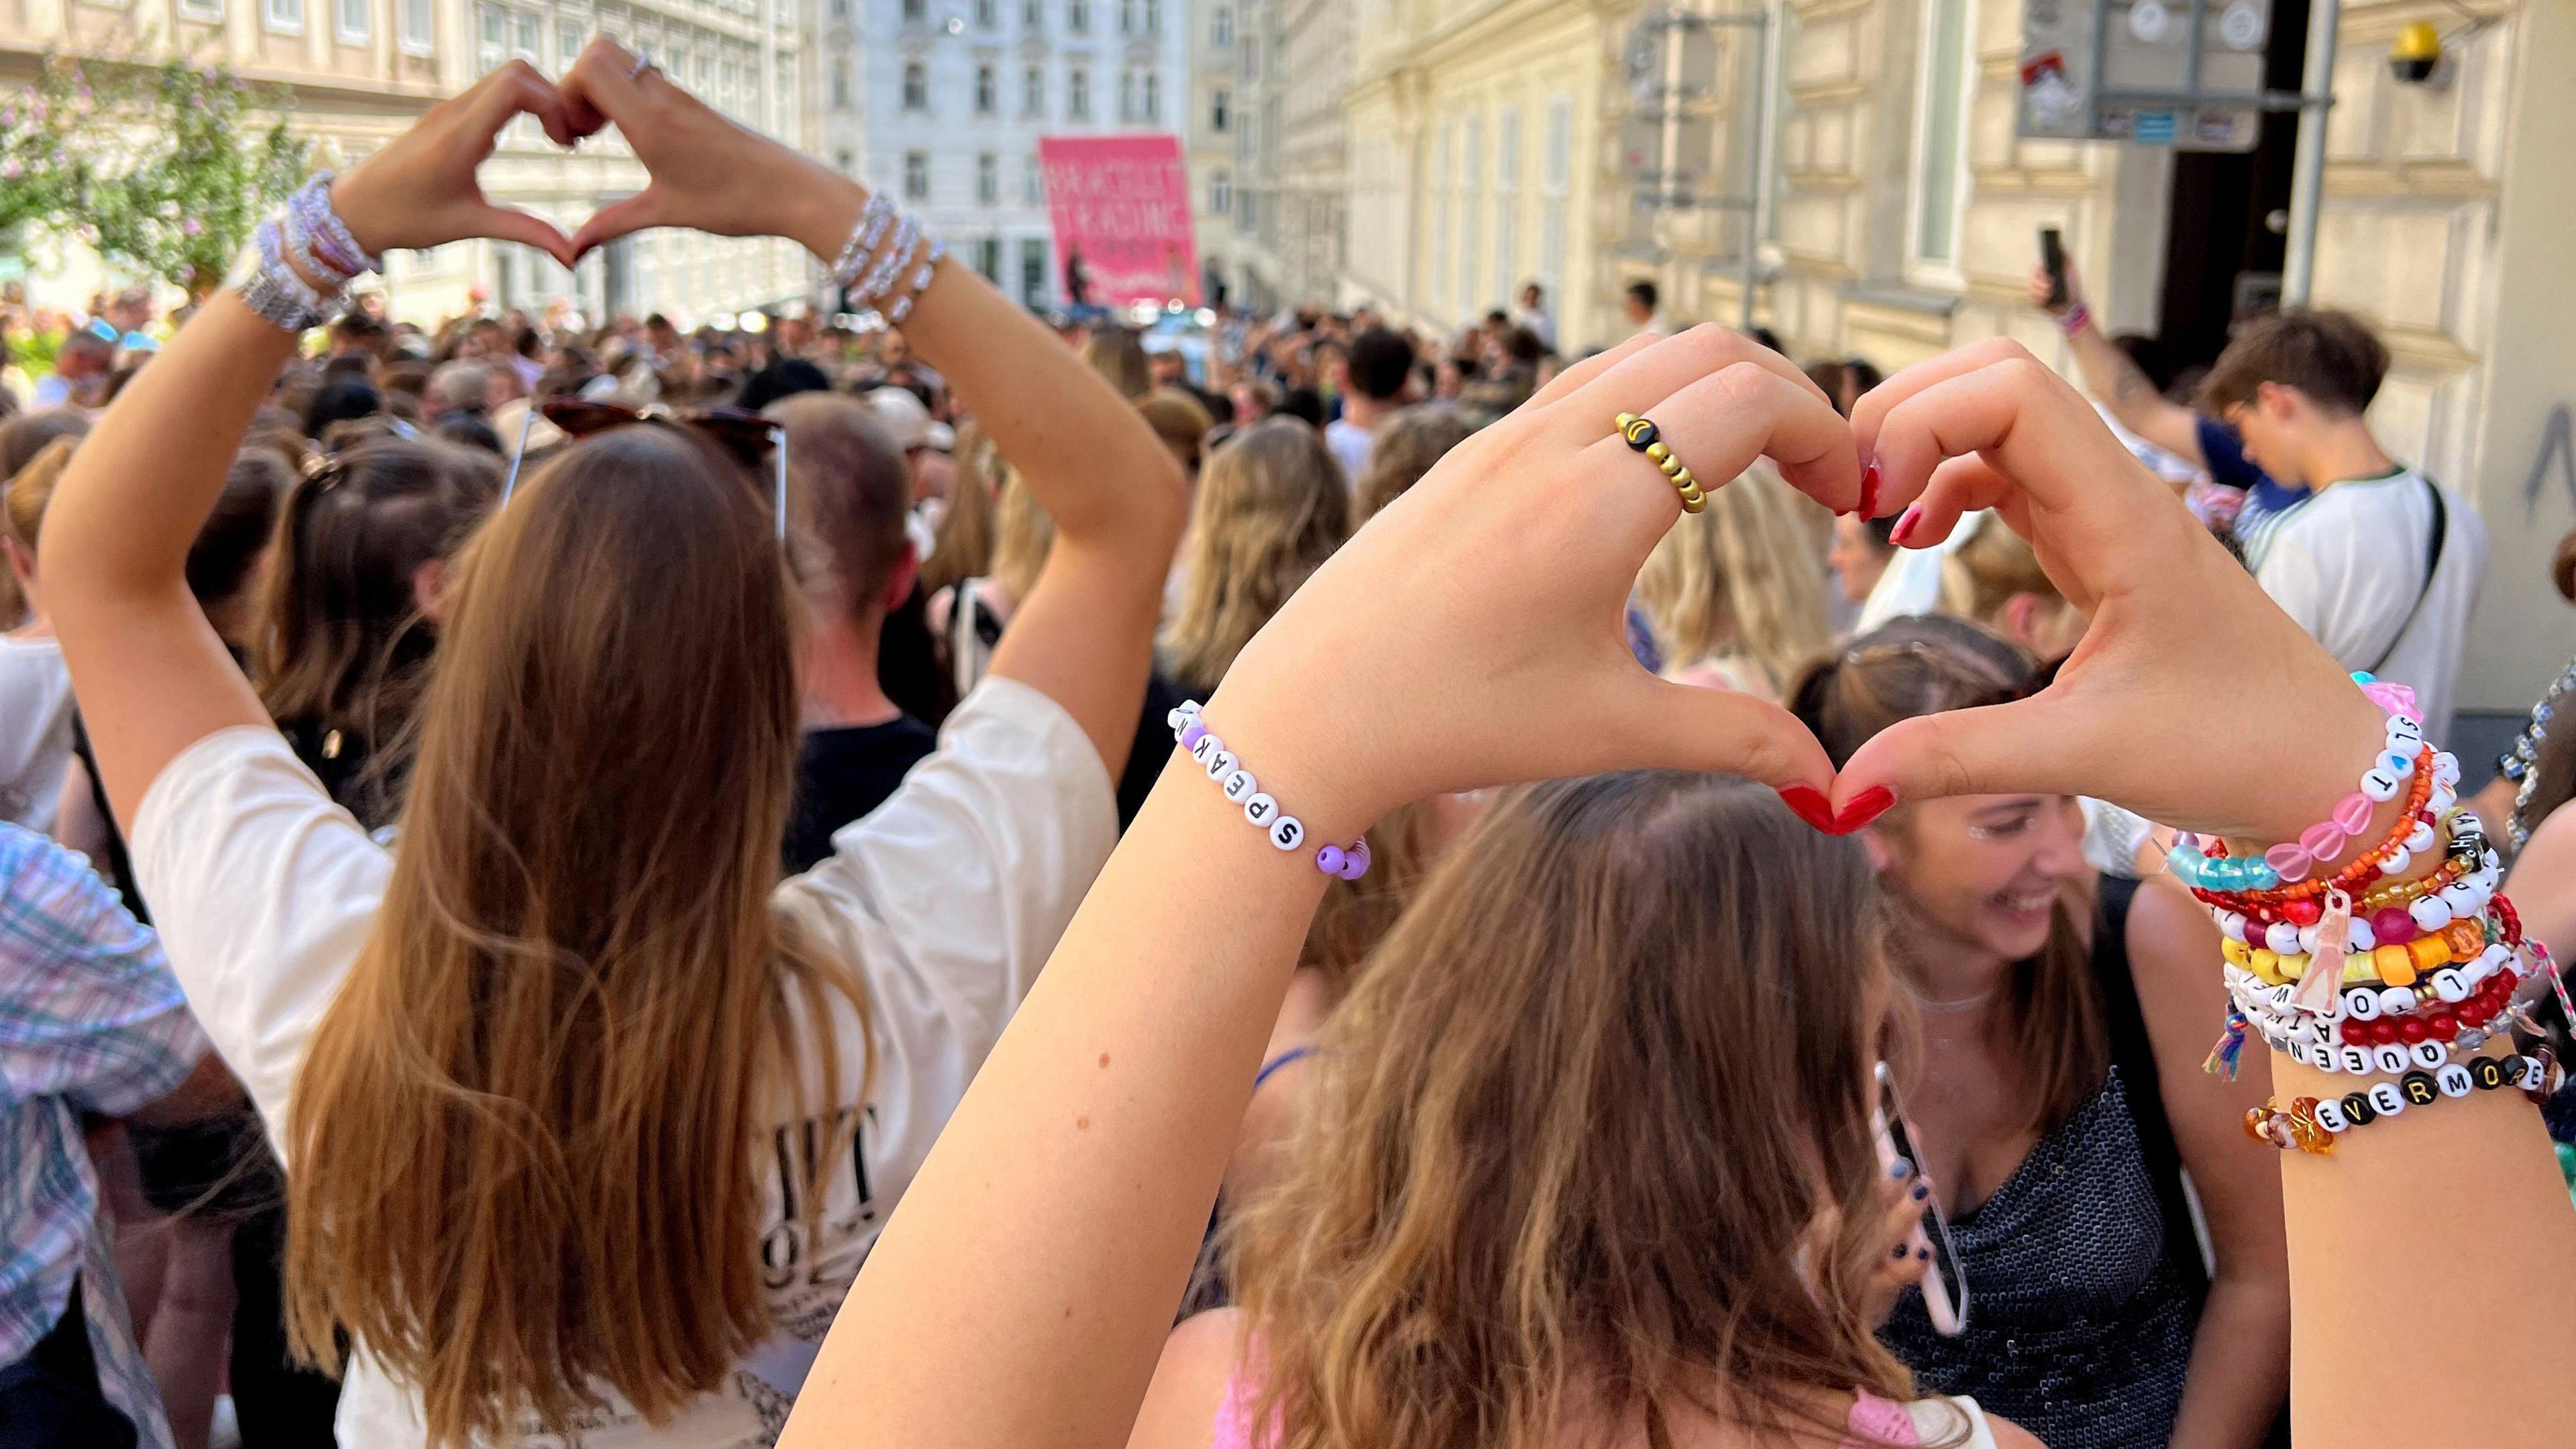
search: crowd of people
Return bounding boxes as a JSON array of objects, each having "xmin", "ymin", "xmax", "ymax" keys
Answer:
[{"xmin": 5, "ymin": 45, "xmax": 2574, "ymax": 1449}]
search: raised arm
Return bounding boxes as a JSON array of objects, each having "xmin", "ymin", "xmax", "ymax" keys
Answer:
[
  {"xmin": 43, "ymin": 64, "xmax": 579, "ymax": 826},
  {"xmin": 560, "ymin": 40, "xmax": 1187, "ymax": 775},
  {"xmin": 2028, "ymin": 259, "xmax": 2207, "ymax": 468},
  {"xmin": 1843, "ymin": 339, "xmax": 2576, "ymax": 1446},
  {"xmin": 775, "ymin": 328, "xmax": 1858, "ymax": 1449}
]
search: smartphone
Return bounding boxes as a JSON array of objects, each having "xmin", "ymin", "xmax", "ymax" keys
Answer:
[
  {"xmin": 1875, "ymin": 1061, "xmax": 1968, "ymax": 1336},
  {"xmin": 2039, "ymin": 226, "xmax": 2069, "ymax": 309}
]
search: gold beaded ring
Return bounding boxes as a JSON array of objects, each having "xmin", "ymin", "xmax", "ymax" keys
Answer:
[{"xmin": 1615, "ymin": 413, "xmax": 1707, "ymax": 514}]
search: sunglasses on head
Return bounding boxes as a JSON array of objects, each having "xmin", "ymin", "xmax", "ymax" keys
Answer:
[{"xmin": 502, "ymin": 397, "xmax": 789, "ymax": 543}]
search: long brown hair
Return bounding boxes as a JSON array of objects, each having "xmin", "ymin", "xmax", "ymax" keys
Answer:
[
  {"xmin": 254, "ymin": 439, "xmax": 496, "ymax": 755},
  {"xmin": 282, "ymin": 427, "xmax": 867, "ymax": 1446},
  {"xmin": 1788, "ymin": 619, "xmax": 2108, "ymax": 1135},
  {"xmin": 1634, "ymin": 466, "xmax": 1832, "ymax": 698},
  {"xmin": 1163, "ymin": 418, "xmax": 1350, "ymax": 691},
  {"xmin": 1229, "ymin": 773, "xmax": 1928, "ymax": 1449}
]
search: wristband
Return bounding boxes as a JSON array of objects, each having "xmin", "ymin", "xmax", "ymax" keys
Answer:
[
  {"xmin": 1167, "ymin": 700, "xmax": 1368, "ymax": 879},
  {"xmin": 230, "ymin": 219, "xmax": 347, "ymax": 333},
  {"xmin": 2057, "ymin": 302, "xmax": 2091, "ymax": 335}
]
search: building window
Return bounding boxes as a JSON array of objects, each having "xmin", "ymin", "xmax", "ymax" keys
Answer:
[
  {"xmin": 977, "ymin": 236, "xmax": 1003, "ymax": 280},
  {"xmin": 477, "ymin": 3, "xmax": 500, "ymax": 47},
  {"xmin": 977, "ymin": 63, "xmax": 997, "ymax": 114},
  {"xmin": 1144, "ymin": 0, "xmax": 1159, "ymax": 34},
  {"xmin": 1068, "ymin": 0, "xmax": 1087, "ymax": 33},
  {"xmin": 1024, "ymin": 65, "xmax": 1044, "ymax": 116},
  {"xmin": 975, "ymin": 0, "xmax": 996, "ymax": 25},
  {"xmin": 830, "ymin": 0, "xmax": 847, "ymax": 15},
  {"xmin": 1143, "ymin": 72, "xmax": 1159, "ymax": 122},
  {"xmin": 1495, "ymin": 107, "xmax": 1520, "ymax": 309},
  {"xmin": 1542, "ymin": 93, "xmax": 1570, "ymax": 313},
  {"xmin": 1069, "ymin": 66, "xmax": 1089, "ymax": 119},
  {"xmin": 1118, "ymin": 71, "xmax": 1134, "ymax": 122},
  {"xmin": 266, "ymin": 0, "xmax": 304, "ymax": 35},
  {"xmin": 1212, "ymin": 4, "xmax": 1230, "ymax": 46},
  {"xmin": 904, "ymin": 60, "xmax": 928, "ymax": 111},
  {"xmin": 335, "ymin": 0, "xmax": 368, "ymax": 42},
  {"xmin": 978, "ymin": 152, "xmax": 1000, "ymax": 204},
  {"xmin": 399, "ymin": 0, "xmax": 431, "ymax": 48},
  {"xmin": 1911, "ymin": 0, "xmax": 1975, "ymax": 266},
  {"xmin": 905, "ymin": 151, "xmax": 931, "ymax": 201},
  {"xmin": 1118, "ymin": 0, "xmax": 1132, "ymax": 32},
  {"xmin": 835, "ymin": 54, "xmax": 855, "ymax": 109},
  {"xmin": 515, "ymin": 11, "xmax": 536, "ymax": 55},
  {"xmin": 1024, "ymin": 154, "xmax": 1045, "ymax": 204},
  {"xmin": 557, "ymin": 19, "xmax": 579, "ymax": 60},
  {"xmin": 1212, "ymin": 88, "xmax": 1229, "ymax": 132},
  {"xmin": 1210, "ymin": 170, "xmax": 1230, "ymax": 215},
  {"xmin": 1024, "ymin": 0, "xmax": 1040, "ymax": 26},
  {"xmin": 1021, "ymin": 237, "xmax": 1049, "ymax": 305},
  {"xmin": 1459, "ymin": 116, "xmax": 1481, "ymax": 317},
  {"xmin": 179, "ymin": 0, "xmax": 226, "ymax": 21},
  {"xmin": 903, "ymin": 0, "xmax": 924, "ymax": 19},
  {"xmin": 835, "ymin": 148, "xmax": 856, "ymax": 174}
]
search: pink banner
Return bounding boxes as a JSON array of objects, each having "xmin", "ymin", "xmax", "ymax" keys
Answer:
[{"xmin": 1038, "ymin": 134, "xmax": 1201, "ymax": 309}]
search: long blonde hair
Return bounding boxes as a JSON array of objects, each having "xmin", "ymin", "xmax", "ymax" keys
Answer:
[
  {"xmin": 1634, "ymin": 466, "xmax": 1831, "ymax": 696},
  {"xmin": 1163, "ymin": 418, "xmax": 1350, "ymax": 690},
  {"xmin": 283, "ymin": 428, "xmax": 867, "ymax": 1447},
  {"xmin": 1228, "ymin": 773, "xmax": 1923, "ymax": 1449}
]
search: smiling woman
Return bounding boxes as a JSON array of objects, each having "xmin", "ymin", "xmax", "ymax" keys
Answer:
[{"xmin": 1791, "ymin": 616, "xmax": 2292, "ymax": 1449}]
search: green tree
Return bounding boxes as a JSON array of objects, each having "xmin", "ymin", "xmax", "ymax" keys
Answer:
[{"xmin": 0, "ymin": 51, "xmax": 311, "ymax": 298}]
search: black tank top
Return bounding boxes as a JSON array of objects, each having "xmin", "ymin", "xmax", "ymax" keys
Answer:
[{"xmin": 1878, "ymin": 877, "xmax": 2212, "ymax": 1449}]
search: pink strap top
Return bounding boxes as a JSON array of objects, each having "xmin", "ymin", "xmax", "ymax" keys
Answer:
[{"xmin": 1212, "ymin": 1369, "xmax": 1929, "ymax": 1448}]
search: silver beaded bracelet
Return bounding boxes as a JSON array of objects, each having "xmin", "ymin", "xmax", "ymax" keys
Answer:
[{"xmin": 229, "ymin": 218, "xmax": 349, "ymax": 334}]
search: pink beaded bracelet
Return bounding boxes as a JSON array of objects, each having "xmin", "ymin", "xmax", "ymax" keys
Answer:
[
  {"xmin": 2257, "ymin": 677, "xmax": 2429, "ymax": 886},
  {"xmin": 1169, "ymin": 700, "xmax": 1369, "ymax": 879}
]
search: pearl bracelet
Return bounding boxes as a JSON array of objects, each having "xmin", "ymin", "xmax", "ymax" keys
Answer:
[{"xmin": 1167, "ymin": 700, "xmax": 1368, "ymax": 879}]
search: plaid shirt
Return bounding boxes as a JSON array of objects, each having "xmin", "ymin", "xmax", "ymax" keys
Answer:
[{"xmin": 1, "ymin": 821, "xmax": 203, "ymax": 1449}]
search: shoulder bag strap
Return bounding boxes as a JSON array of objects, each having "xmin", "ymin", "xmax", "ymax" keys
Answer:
[{"xmin": 2365, "ymin": 478, "xmax": 2449, "ymax": 676}]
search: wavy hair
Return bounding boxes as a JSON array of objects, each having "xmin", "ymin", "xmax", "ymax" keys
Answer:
[
  {"xmin": 1163, "ymin": 417, "xmax": 1350, "ymax": 692},
  {"xmin": 1228, "ymin": 773, "xmax": 1932, "ymax": 1449},
  {"xmin": 282, "ymin": 427, "xmax": 867, "ymax": 1447},
  {"xmin": 1634, "ymin": 465, "xmax": 1832, "ymax": 698}
]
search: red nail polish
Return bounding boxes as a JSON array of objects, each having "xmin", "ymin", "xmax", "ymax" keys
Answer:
[
  {"xmin": 1855, "ymin": 462, "xmax": 1880, "ymax": 519},
  {"xmin": 1775, "ymin": 784, "xmax": 1836, "ymax": 833},
  {"xmin": 1831, "ymin": 785, "xmax": 1896, "ymax": 835},
  {"xmin": 1889, "ymin": 504, "xmax": 1923, "ymax": 547}
]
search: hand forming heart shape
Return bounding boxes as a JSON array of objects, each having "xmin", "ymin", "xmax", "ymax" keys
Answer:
[{"xmin": 326, "ymin": 53, "xmax": 2385, "ymax": 850}]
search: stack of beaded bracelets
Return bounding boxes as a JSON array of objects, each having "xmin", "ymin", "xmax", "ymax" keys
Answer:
[
  {"xmin": 231, "ymin": 173, "xmax": 378, "ymax": 333},
  {"xmin": 2180, "ymin": 674, "xmax": 2569, "ymax": 1155},
  {"xmin": 1167, "ymin": 700, "xmax": 1369, "ymax": 879},
  {"xmin": 830, "ymin": 192, "xmax": 947, "ymax": 325}
]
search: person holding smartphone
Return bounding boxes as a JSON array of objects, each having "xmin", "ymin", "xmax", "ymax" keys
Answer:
[{"xmin": 1789, "ymin": 616, "xmax": 2290, "ymax": 1449}]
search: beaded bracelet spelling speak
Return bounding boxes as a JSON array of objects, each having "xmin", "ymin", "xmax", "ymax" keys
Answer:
[{"xmin": 1167, "ymin": 700, "xmax": 1368, "ymax": 879}]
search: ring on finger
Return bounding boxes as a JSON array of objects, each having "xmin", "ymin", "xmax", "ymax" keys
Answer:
[{"xmin": 1615, "ymin": 413, "xmax": 1707, "ymax": 513}]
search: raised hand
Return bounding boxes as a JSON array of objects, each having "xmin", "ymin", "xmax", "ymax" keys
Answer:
[
  {"xmin": 1837, "ymin": 338, "xmax": 2383, "ymax": 843},
  {"xmin": 1202, "ymin": 325, "xmax": 1864, "ymax": 840},
  {"xmin": 555, "ymin": 38, "xmax": 848, "ymax": 260},
  {"xmin": 331, "ymin": 60, "xmax": 580, "ymax": 268}
]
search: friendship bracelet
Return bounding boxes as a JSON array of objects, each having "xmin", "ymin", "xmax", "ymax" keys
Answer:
[
  {"xmin": 855, "ymin": 216, "xmax": 924, "ymax": 307},
  {"xmin": 229, "ymin": 218, "xmax": 347, "ymax": 333},
  {"xmin": 831, "ymin": 193, "xmax": 898, "ymax": 286},
  {"xmin": 2057, "ymin": 302, "xmax": 2092, "ymax": 336},
  {"xmin": 1167, "ymin": 700, "xmax": 1368, "ymax": 879},
  {"xmin": 285, "ymin": 172, "xmax": 380, "ymax": 280},
  {"xmin": 885, "ymin": 240, "xmax": 947, "ymax": 324},
  {"xmin": 2247, "ymin": 1052, "xmax": 2558, "ymax": 1156}
]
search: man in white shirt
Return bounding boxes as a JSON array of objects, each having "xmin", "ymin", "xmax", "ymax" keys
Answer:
[
  {"xmin": 1515, "ymin": 282, "xmax": 1556, "ymax": 353},
  {"xmin": 1623, "ymin": 280, "xmax": 1673, "ymax": 339},
  {"xmin": 1324, "ymin": 327, "xmax": 1415, "ymax": 484},
  {"xmin": 2197, "ymin": 310, "xmax": 2487, "ymax": 739}
]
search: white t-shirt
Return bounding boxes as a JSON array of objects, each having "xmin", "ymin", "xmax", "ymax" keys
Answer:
[
  {"xmin": 130, "ymin": 678, "xmax": 1117, "ymax": 1448},
  {"xmin": 0, "ymin": 634, "xmax": 76, "ymax": 833},
  {"xmin": 1324, "ymin": 417, "xmax": 1376, "ymax": 484},
  {"xmin": 2253, "ymin": 468, "xmax": 2485, "ymax": 741}
]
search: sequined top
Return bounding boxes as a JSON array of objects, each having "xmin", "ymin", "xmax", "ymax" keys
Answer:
[{"xmin": 1880, "ymin": 1065, "xmax": 2204, "ymax": 1449}]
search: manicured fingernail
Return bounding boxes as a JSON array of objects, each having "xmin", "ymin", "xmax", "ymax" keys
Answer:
[
  {"xmin": 1888, "ymin": 1157, "xmax": 1914, "ymax": 1179},
  {"xmin": 1890, "ymin": 503, "xmax": 1923, "ymax": 547},
  {"xmin": 1854, "ymin": 462, "xmax": 1880, "ymax": 519},
  {"xmin": 1911, "ymin": 1182, "xmax": 1931, "ymax": 1201},
  {"xmin": 1776, "ymin": 784, "xmax": 1836, "ymax": 833},
  {"xmin": 1832, "ymin": 786, "xmax": 1897, "ymax": 835}
]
